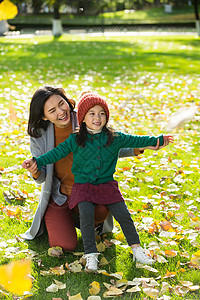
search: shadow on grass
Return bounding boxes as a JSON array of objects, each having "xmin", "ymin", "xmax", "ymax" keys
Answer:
[{"xmin": 1, "ymin": 37, "xmax": 200, "ymax": 80}]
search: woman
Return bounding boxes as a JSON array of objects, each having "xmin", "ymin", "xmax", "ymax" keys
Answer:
[{"xmin": 21, "ymin": 86, "xmax": 169, "ymax": 251}]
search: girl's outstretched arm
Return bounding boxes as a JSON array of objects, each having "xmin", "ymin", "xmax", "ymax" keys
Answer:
[{"xmin": 139, "ymin": 135, "xmax": 174, "ymax": 151}]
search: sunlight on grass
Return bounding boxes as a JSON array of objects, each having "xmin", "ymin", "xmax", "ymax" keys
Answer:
[{"xmin": 0, "ymin": 34, "xmax": 199, "ymax": 299}]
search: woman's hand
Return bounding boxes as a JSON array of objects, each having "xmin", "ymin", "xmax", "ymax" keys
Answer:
[
  {"xmin": 22, "ymin": 158, "xmax": 38, "ymax": 174},
  {"xmin": 139, "ymin": 135, "xmax": 174, "ymax": 152}
]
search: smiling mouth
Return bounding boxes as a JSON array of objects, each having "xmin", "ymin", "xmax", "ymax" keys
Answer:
[{"xmin": 59, "ymin": 114, "xmax": 68, "ymax": 121}]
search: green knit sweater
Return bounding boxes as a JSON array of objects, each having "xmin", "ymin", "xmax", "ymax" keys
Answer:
[{"xmin": 35, "ymin": 131, "xmax": 163, "ymax": 185}]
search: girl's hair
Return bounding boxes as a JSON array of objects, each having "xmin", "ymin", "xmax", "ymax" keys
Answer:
[
  {"xmin": 75, "ymin": 121, "xmax": 115, "ymax": 148},
  {"xmin": 28, "ymin": 86, "xmax": 75, "ymax": 138}
]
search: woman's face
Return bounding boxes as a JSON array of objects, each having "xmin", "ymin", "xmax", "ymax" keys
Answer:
[{"xmin": 43, "ymin": 94, "xmax": 71, "ymax": 128}]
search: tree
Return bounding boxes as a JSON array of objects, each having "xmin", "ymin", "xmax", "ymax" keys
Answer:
[
  {"xmin": 193, "ymin": 0, "xmax": 200, "ymax": 36},
  {"xmin": 52, "ymin": 0, "xmax": 63, "ymax": 37}
]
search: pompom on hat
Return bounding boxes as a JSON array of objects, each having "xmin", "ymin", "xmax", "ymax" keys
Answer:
[{"xmin": 77, "ymin": 91, "xmax": 110, "ymax": 126}]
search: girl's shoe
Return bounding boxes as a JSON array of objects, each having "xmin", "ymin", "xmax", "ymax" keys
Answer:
[
  {"xmin": 83, "ymin": 253, "xmax": 99, "ymax": 272},
  {"xmin": 132, "ymin": 246, "xmax": 155, "ymax": 265}
]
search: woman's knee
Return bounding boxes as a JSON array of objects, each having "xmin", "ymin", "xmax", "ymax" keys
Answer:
[
  {"xmin": 95, "ymin": 204, "xmax": 109, "ymax": 223},
  {"xmin": 49, "ymin": 236, "xmax": 78, "ymax": 252}
]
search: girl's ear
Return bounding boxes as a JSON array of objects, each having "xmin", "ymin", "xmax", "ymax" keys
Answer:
[{"xmin": 42, "ymin": 116, "xmax": 48, "ymax": 121}]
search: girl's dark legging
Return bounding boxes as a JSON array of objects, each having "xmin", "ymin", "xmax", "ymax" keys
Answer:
[
  {"xmin": 78, "ymin": 201, "xmax": 140, "ymax": 254},
  {"xmin": 44, "ymin": 198, "xmax": 109, "ymax": 251}
]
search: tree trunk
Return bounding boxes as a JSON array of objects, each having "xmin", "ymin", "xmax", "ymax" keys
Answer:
[
  {"xmin": 194, "ymin": 0, "xmax": 199, "ymax": 20},
  {"xmin": 54, "ymin": 2, "xmax": 60, "ymax": 19},
  {"xmin": 193, "ymin": 0, "xmax": 200, "ymax": 36},
  {"xmin": 52, "ymin": 1, "xmax": 63, "ymax": 37},
  {"xmin": 0, "ymin": 20, "xmax": 8, "ymax": 36},
  {"xmin": 154, "ymin": 0, "xmax": 161, "ymax": 6}
]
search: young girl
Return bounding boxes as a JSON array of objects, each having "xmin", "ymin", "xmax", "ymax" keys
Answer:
[{"xmin": 22, "ymin": 91, "xmax": 173, "ymax": 272}]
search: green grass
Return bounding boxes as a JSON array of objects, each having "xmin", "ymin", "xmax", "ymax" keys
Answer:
[
  {"xmin": 10, "ymin": 5, "xmax": 199, "ymax": 26},
  {"xmin": 0, "ymin": 34, "xmax": 200, "ymax": 299}
]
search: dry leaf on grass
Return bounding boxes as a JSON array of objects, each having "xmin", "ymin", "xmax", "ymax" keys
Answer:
[
  {"xmin": 89, "ymin": 281, "xmax": 100, "ymax": 295},
  {"xmin": 87, "ymin": 296, "xmax": 101, "ymax": 300},
  {"xmin": 48, "ymin": 246, "xmax": 63, "ymax": 257},
  {"xmin": 160, "ymin": 221, "xmax": 173, "ymax": 231},
  {"xmin": 46, "ymin": 283, "xmax": 58, "ymax": 293},
  {"xmin": 193, "ymin": 250, "xmax": 200, "ymax": 257},
  {"xmin": 98, "ymin": 270, "xmax": 123, "ymax": 279},
  {"xmin": 163, "ymin": 270, "xmax": 177, "ymax": 279},
  {"xmin": 115, "ymin": 279, "xmax": 128, "ymax": 287},
  {"xmin": 164, "ymin": 249, "xmax": 178, "ymax": 257},
  {"xmin": 126, "ymin": 285, "xmax": 141, "ymax": 293},
  {"xmin": 46, "ymin": 280, "xmax": 66, "ymax": 293},
  {"xmin": 99, "ymin": 257, "xmax": 109, "ymax": 266},
  {"xmin": 96, "ymin": 242, "xmax": 106, "ymax": 252},
  {"xmin": 67, "ymin": 292, "xmax": 83, "ymax": 300},
  {"xmin": 143, "ymin": 287, "xmax": 160, "ymax": 299},
  {"xmin": 156, "ymin": 254, "xmax": 168, "ymax": 263},
  {"xmin": 67, "ymin": 260, "xmax": 82, "ymax": 273},
  {"xmin": 54, "ymin": 279, "xmax": 66, "ymax": 289},
  {"xmin": 50, "ymin": 265, "xmax": 65, "ymax": 275},
  {"xmin": 103, "ymin": 286, "xmax": 123, "ymax": 297},
  {"xmin": 136, "ymin": 263, "xmax": 158, "ymax": 273}
]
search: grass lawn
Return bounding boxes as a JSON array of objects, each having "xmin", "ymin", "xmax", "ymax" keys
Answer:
[
  {"xmin": 10, "ymin": 5, "xmax": 199, "ymax": 26},
  {"xmin": 0, "ymin": 33, "xmax": 200, "ymax": 299}
]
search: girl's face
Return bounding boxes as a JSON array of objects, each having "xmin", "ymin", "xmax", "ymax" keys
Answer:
[
  {"xmin": 43, "ymin": 94, "xmax": 71, "ymax": 128},
  {"xmin": 83, "ymin": 105, "xmax": 106, "ymax": 131}
]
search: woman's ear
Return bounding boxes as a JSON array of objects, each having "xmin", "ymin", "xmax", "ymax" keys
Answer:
[{"xmin": 42, "ymin": 116, "xmax": 48, "ymax": 121}]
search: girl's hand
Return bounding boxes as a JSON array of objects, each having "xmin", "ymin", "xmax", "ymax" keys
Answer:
[
  {"xmin": 22, "ymin": 159, "xmax": 38, "ymax": 174},
  {"xmin": 139, "ymin": 135, "xmax": 174, "ymax": 151}
]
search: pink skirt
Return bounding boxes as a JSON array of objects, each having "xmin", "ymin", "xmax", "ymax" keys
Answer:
[{"xmin": 69, "ymin": 180, "xmax": 124, "ymax": 209}]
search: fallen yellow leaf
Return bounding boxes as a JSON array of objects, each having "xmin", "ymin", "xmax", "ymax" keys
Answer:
[
  {"xmin": 165, "ymin": 249, "xmax": 177, "ymax": 257},
  {"xmin": 89, "ymin": 281, "xmax": 100, "ymax": 295},
  {"xmin": 68, "ymin": 292, "xmax": 83, "ymax": 300},
  {"xmin": 193, "ymin": 250, "xmax": 200, "ymax": 257},
  {"xmin": 178, "ymin": 268, "xmax": 186, "ymax": 273},
  {"xmin": 163, "ymin": 270, "xmax": 177, "ymax": 279},
  {"xmin": 48, "ymin": 246, "xmax": 63, "ymax": 257},
  {"xmin": 0, "ymin": 259, "xmax": 32, "ymax": 295},
  {"xmin": 143, "ymin": 287, "xmax": 159, "ymax": 299},
  {"xmin": 99, "ymin": 257, "xmax": 109, "ymax": 266},
  {"xmin": 50, "ymin": 265, "xmax": 65, "ymax": 275},
  {"xmin": 160, "ymin": 221, "xmax": 173, "ymax": 231},
  {"xmin": 103, "ymin": 286, "xmax": 123, "ymax": 297},
  {"xmin": 96, "ymin": 242, "xmax": 106, "ymax": 252}
]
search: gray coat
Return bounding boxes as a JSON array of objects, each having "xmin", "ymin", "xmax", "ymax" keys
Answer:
[{"xmin": 21, "ymin": 111, "xmax": 136, "ymax": 240}]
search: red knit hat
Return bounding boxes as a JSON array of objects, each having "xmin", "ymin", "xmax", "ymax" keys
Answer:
[{"xmin": 77, "ymin": 92, "xmax": 110, "ymax": 125}]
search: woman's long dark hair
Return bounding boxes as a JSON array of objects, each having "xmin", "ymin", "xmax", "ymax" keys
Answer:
[
  {"xmin": 28, "ymin": 86, "xmax": 75, "ymax": 138},
  {"xmin": 76, "ymin": 123, "xmax": 115, "ymax": 147}
]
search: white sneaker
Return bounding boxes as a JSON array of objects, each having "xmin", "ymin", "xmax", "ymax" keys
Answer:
[
  {"xmin": 83, "ymin": 253, "xmax": 99, "ymax": 272},
  {"xmin": 132, "ymin": 246, "xmax": 155, "ymax": 265}
]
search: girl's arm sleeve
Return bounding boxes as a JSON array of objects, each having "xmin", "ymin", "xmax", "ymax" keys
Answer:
[
  {"xmin": 120, "ymin": 133, "xmax": 164, "ymax": 149},
  {"xmin": 119, "ymin": 148, "xmax": 138, "ymax": 158},
  {"xmin": 34, "ymin": 138, "xmax": 72, "ymax": 170}
]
